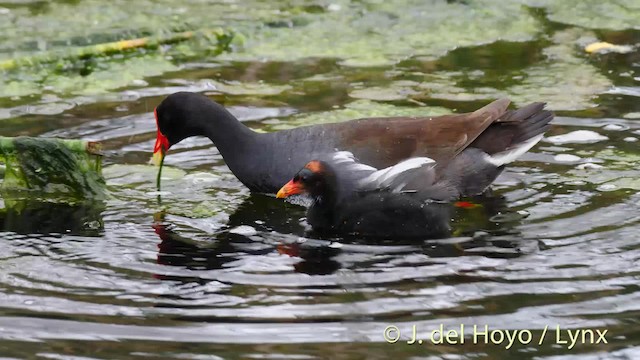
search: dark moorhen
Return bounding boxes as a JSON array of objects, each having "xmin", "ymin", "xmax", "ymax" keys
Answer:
[
  {"xmin": 153, "ymin": 92, "xmax": 553, "ymax": 194},
  {"xmin": 275, "ymin": 156, "xmax": 455, "ymax": 238}
]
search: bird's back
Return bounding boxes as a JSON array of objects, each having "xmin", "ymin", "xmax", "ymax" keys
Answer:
[{"xmin": 308, "ymin": 190, "xmax": 453, "ymax": 239}]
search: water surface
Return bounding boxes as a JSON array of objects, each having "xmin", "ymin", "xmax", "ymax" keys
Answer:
[{"xmin": 1, "ymin": 1, "xmax": 640, "ymax": 359}]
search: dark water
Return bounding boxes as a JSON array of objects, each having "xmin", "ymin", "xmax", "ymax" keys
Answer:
[{"xmin": 1, "ymin": 1, "xmax": 640, "ymax": 359}]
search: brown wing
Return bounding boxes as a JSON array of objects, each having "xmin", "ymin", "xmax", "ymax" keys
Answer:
[{"xmin": 335, "ymin": 98, "xmax": 511, "ymax": 168}]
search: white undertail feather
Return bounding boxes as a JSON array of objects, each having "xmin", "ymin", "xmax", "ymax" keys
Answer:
[
  {"xmin": 486, "ymin": 134, "xmax": 544, "ymax": 166},
  {"xmin": 359, "ymin": 157, "xmax": 435, "ymax": 189},
  {"xmin": 331, "ymin": 151, "xmax": 377, "ymax": 172}
]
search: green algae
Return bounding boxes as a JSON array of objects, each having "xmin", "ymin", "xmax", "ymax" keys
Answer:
[
  {"xmin": 104, "ymin": 164, "xmax": 185, "ymax": 188},
  {"xmin": 0, "ymin": 80, "xmax": 41, "ymax": 98},
  {"xmin": 1, "ymin": 0, "xmax": 548, "ymax": 70},
  {"xmin": 560, "ymin": 169, "xmax": 640, "ymax": 191},
  {"xmin": 1, "ymin": 0, "xmax": 241, "ymax": 99},
  {"xmin": 264, "ymin": 99, "xmax": 450, "ymax": 131},
  {"xmin": 0, "ymin": 137, "xmax": 105, "ymax": 199},
  {"xmin": 2, "ymin": 0, "xmax": 636, "ymax": 114},
  {"xmin": 48, "ymin": 56, "xmax": 178, "ymax": 96},
  {"xmin": 228, "ymin": 0, "xmax": 541, "ymax": 67},
  {"xmin": 349, "ymin": 82, "xmax": 420, "ymax": 101},
  {"xmin": 344, "ymin": 29, "xmax": 613, "ymax": 111},
  {"xmin": 1, "ymin": 28, "xmax": 235, "ymax": 71},
  {"xmin": 548, "ymin": 148, "xmax": 640, "ymax": 191},
  {"xmin": 0, "ymin": 41, "xmax": 231, "ymax": 98},
  {"xmin": 0, "ymin": 0, "xmax": 271, "ymax": 61},
  {"xmin": 504, "ymin": 29, "xmax": 613, "ymax": 110},
  {"xmin": 208, "ymin": 79, "xmax": 292, "ymax": 96},
  {"xmin": 529, "ymin": 0, "xmax": 640, "ymax": 30},
  {"xmin": 103, "ymin": 164, "xmax": 246, "ymax": 219},
  {"xmin": 588, "ymin": 148, "xmax": 640, "ymax": 170}
]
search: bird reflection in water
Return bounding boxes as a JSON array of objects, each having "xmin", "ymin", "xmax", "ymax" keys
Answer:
[
  {"xmin": 151, "ymin": 191, "xmax": 529, "ymax": 279},
  {"xmin": 0, "ymin": 199, "xmax": 104, "ymax": 236}
]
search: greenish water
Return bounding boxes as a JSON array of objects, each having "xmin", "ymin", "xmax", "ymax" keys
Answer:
[{"xmin": 1, "ymin": 0, "xmax": 640, "ymax": 359}]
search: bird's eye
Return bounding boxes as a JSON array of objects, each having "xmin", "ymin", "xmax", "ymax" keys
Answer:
[{"xmin": 293, "ymin": 175, "xmax": 300, "ymax": 182}]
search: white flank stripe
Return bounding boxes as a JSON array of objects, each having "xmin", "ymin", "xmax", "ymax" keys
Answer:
[{"xmin": 486, "ymin": 134, "xmax": 544, "ymax": 166}]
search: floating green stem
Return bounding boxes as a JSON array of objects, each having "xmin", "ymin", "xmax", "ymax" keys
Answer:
[
  {"xmin": 0, "ymin": 28, "xmax": 234, "ymax": 72},
  {"xmin": 156, "ymin": 151, "xmax": 165, "ymax": 192}
]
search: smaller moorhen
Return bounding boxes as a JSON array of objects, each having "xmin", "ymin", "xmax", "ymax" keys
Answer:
[{"xmin": 275, "ymin": 155, "xmax": 455, "ymax": 238}]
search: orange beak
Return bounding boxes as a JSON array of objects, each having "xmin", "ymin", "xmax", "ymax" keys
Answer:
[
  {"xmin": 152, "ymin": 107, "xmax": 170, "ymax": 166},
  {"xmin": 276, "ymin": 179, "xmax": 304, "ymax": 199}
]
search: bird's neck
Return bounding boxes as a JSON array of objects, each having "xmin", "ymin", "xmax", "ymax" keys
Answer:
[
  {"xmin": 314, "ymin": 192, "xmax": 337, "ymax": 210},
  {"xmin": 199, "ymin": 103, "xmax": 257, "ymax": 154},
  {"xmin": 308, "ymin": 203, "xmax": 335, "ymax": 232},
  {"xmin": 198, "ymin": 103, "xmax": 267, "ymax": 183},
  {"xmin": 307, "ymin": 188, "xmax": 340, "ymax": 230}
]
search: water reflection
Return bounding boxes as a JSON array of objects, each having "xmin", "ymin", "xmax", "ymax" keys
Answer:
[
  {"xmin": 0, "ymin": 198, "xmax": 104, "ymax": 236},
  {"xmin": 150, "ymin": 190, "xmax": 531, "ymax": 282}
]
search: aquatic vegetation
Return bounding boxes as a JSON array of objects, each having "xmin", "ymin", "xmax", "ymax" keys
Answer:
[
  {"xmin": 505, "ymin": 29, "xmax": 613, "ymax": 110},
  {"xmin": 104, "ymin": 164, "xmax": 246, "ymax": 219},
  {"xmin": 531, "ymin": 0, "xmax": 640, "ymax": 30},
  {"xmin": 350, "ymin": 29, "xmax": 613, "ymax": 110},
  {"xmin": 0, "ymin": 28, "xmax": 234, "ymax": 71},
  {"xmin": 1, "ymin": 0, "xmax": 638, "ymax": 113},
  {"xmin": 207, "ymin": 79, "xmax": 292, "ymax": 96},
  {"xmin": 230, "ymin": 0, "xmax": 541, "ymax": 66},
  {"xmin": 265, "ymin": 99, "xmax": 450, "ymax": 131},
  {"xmin": 0, "ymin": 137, "xmax": 105, "ymax": 198}
]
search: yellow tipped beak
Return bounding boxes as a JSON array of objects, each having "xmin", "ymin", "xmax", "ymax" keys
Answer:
[
  {"xmin": 151, "ymin": 150, "xmax": 165, "ymax": 166},
  {"xmin": 276, "ymin": 188, "xmax": 287, "ymax": 199},
  {"xmin": 276, "ymin": 180, "xmax": 303, "ymax": 199}
]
